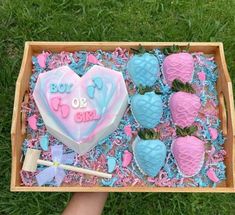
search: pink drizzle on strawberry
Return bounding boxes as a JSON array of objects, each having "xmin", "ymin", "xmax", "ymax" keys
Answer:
[
  {"xmin": 172, "ymin": 136, "xmax": 205, "ymax": 177},
  {"xmin": 169, "ymin": 92, "xmax": 201, "ymax": 128},
  {"xmin": 163, "ymin": 53, "xmax": 194, "ymax": 86}
]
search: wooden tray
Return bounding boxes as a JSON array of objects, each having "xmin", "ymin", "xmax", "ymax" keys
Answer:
[{"xmin": 11, "ymin": 42, "xmax": 235, "ymax": 192}]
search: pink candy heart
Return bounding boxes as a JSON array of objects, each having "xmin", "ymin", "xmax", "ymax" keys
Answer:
[
  {"xmin": 197, "ymin": 71, "xmax": 206, "ymax": 81},
  {"xmin": 124, "ymin": 125, "xmax": 132, "ymax": 137},
  {"xmin": 207, "ymin": 168, "xmax": 219, "ymax": 183},
  {"xmin": 37, "ymin": 52, "xmax": 50, "ymax": 68},
  {"xmin": 28, "ymin": 114, "xmax": 38, "ymax": 130},
  {"xmin": 208, "ymin": 127, "xmax": 218, "ymax": 140},
  {"xmin": 122, "ymin": 150, "xmax": 132, "ymax": 167}
]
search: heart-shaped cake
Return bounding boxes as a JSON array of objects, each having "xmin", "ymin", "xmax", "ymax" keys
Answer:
[
  {"xmin": 133, "ymin": 136, "xmax": 166, "ymax": 177},
  {"xmin": 33, "ymin": 65, "xmax": 128, "ymax": 155}
]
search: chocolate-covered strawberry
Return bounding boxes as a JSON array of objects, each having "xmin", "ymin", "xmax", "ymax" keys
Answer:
[
  {"xmin": 162, "ymin": 45, "xmax": 194, "ymax": 87},
  {"xmin": 133, "ymin": 129, "xmax": 166, "ymax": 177},
  {"xmin": 131, "ymin": 86, "xmax": 163, "ymax": 129},
  {"xmin": 172, "ymin": 126, "xmax": 205, "ymax": 177},
  {"xmin": 127, "ymin": 45, "xmax": 160, "ymax": 87},
  {"xmin": 169, "ymin": 79, "xmax": 201, "ymax": 128}
]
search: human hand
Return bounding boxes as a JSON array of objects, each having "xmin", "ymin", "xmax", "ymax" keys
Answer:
[{"xmin": 62, "ymin": 192, "xmax": 108, "ymax": 215}]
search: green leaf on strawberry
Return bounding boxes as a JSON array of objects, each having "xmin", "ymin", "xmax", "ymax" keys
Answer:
[
  {"xmin": 176, "ymin": 125, "xmax": 198, "ymax": 137},
  {"xmin": 138, "ymin": 84, "xmax": 162, "ymax": 95},
  {"xmin": 131, "ymin": 44, "xmax": 155, "ymax": 55},
  {"xmin": 138, "ymin": 128, "xmax": 160, "ymax": 140},
  {"xmin": 171, "ymin": 79, "xmax": 195, "ymax": 94},
  {"xmin": 162, "ymin": 43, "xmax": 190, "ymax": 56}
]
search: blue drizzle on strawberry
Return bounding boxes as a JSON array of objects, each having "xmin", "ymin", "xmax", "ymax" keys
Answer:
[
  {"xmin": 131, "ymin": 91, "xmax": 163, "ymax": 129},
  {"xmin": 127, "ymin": 53, "xmax": 160, "ymax": 87}
]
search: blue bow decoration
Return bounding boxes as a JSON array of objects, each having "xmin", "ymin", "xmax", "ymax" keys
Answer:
[{"xmin": 36, "ymin": 145, "xmax": 75, "ymax": 186}]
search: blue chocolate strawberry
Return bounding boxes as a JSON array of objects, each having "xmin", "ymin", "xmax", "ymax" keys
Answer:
[
  {"xmin": 131, "ymin": 86, "xmax": 163, "ymax": 129},
  {"xmin": 133, "ymin": 129, "xmax": 166, "ymax": 177},
  {"xmin": 127, "ymin": 45, "xmax": 160, "ymax": 87}
]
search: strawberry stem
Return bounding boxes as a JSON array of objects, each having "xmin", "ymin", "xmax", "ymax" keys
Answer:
[
  {"xmin": 131, "ymin": 44, "xmax": 146, "ymax": 55},
  {"xmin": 138, "ymin": 128, "xmax": 160, "ymax": 140},
  {"xmin": 162, "ymin": 43, "xmax": 190, "ymax": 56},
  {"xmin": 176, "ymin": 125, "xmax": 197, "ymax": 137},
  {"xmin": 138, "ymin": 84, "xmax": 162, "ymax": 95},
  {"xmin": 171, "ymin": 79, "xmax": 195, "ymax": 94},
  {"xmin": 130, "ymin": 44, "xmax": 155, "ymax": 55},
  {"xmin": 138, "ymin": 84, "xmax": 153, "ymax": 94}
]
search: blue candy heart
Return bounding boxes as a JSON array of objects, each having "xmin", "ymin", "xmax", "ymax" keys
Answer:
[
  {"xmin": 39, "ymin": 134, "xmax": 49, "ymax": 151},
  {"xmin": 107, "ymin": 156, "xmax": 116, "ymax": 173},
  {"xmin": 133, "ymin": 137, "xmax": 166, "ymax": 177}
]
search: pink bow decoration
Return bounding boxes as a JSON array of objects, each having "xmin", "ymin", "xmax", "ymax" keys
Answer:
[{"xmin": 36, "ymin": 145, "xmax": 75, "ymax": 186}]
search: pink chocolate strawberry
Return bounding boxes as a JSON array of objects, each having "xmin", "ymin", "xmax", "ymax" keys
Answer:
[
  {"xmin": 169, "ymin": 80, "xmax": 201, "ymax": 128},
  {"xmin": 172, "ymin": 135, "xmax": 205, "ymax": 177},
  {"xmin": 163, "ymin": 52, "xmax": 194, "ymax": 87}
]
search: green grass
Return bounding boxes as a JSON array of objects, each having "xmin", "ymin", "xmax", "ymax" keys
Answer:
[{"xmin": 0, "ymin": 0, "xmax": 235, "ymax": 214}]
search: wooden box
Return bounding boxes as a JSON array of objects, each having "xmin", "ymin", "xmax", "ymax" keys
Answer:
[{"xmin": 11, "ymin": 42, "xmax": 235, "ymax": 192}]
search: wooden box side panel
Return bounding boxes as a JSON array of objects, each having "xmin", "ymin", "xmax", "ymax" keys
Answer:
[
  {"xmin": 11, "ymin": 186, "xmax": 235, "ymax": 193},
  {"xmin": 29, "ymin": 41, "xmax": 221, "ymax": 54},
  {"xmin": 11, "ymin": 43, "xmax": 33, "ymax": 190},
  {"xmin": 215, "ymin": 44, "xmax": 235, "ymax": 188},
  {"xmin": 11, "ymin": 42, "xmax": 235, "ymax": 192}
]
